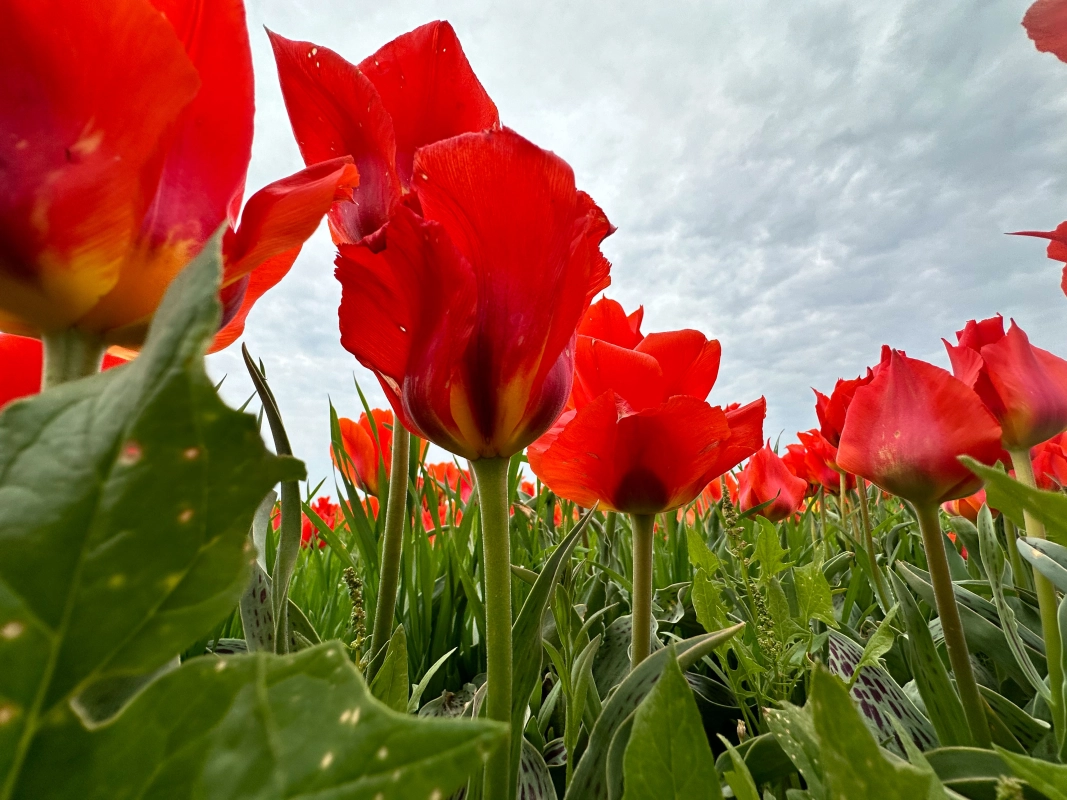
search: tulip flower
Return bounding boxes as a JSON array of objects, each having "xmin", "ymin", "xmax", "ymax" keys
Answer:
[
  {"xmin": 814, "ymin": 372, "xmax": 874, "ymax": 448},
  {"xmin": 332, "ymin": 409, "xmax": 428, "ymax": 497},
  {"xmin": 269, "ymin": 21, "xmax": 499, "ymax": 244},
  {"xmin": 837, "ymin": 348, "xmax": 1001, "ymax": 747},
  {"xmin": 795, "ymin": 429, "xmax": 854, "ymax": 492},
  {"xmin": 425, "ymin": 462, "xmax": 474, "ymax": 504},
  {"xmin": 529, "ymin": 310, "xmax": 764, "ymax": 668},
  {"xmin": 1023, "ymin": 0, "xmax": 1067, "ymax": 64},
  {"xmin": 1, "ymin": 333, "xmax": 125, "ymax": 410},
  {"xmin": 0, "ymin": 0, "xmax": 358, "ymax": 383},
  {"xmin": 944, "ymin": 316, "xmax": 1067, "ymax": 452},
  {"xmin": 942, "ymin": 489, "xmax": 996, "ymax": 526},
  {"xmin": 738, "ymin": 444, "xmax": 808, "ymax": 522},
  {"xmin": 1032, "ymin": 432, "xmax": 1067, "ymax": 489}
]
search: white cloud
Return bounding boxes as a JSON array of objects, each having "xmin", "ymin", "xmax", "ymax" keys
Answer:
[{"xmin": 209, "ymin": 0, "xmax": 1067, "ymax": 487}]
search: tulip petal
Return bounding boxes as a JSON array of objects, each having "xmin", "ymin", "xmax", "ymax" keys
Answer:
[
  {"xmin": 635, "ymin": 330, "xmax": 721, "ymax": 402},
  {"xmin": 269, "ymin": 31, "xmax": 401, "ymax": 243},
  {"xmin": 578, "ymin": 297, "xmax": 644, "ymax": 348},
  {"xmin": 413, "ymin": 128, "xmax": 612, "ymax": 454},
  {"xmin": 573, "ymin": 336, "xmax": 664, "ymax": 411},
  {"xmin": 1023, "ymin": 0, "xmax": 1067, "ymax": 63},
  {"xmin": 0, "ymin": 0, "xmax": 200, "ymax": 332},
  {"xmin": 143, "ymin": 0, "xmax": 254, "ymax": 247},
  {"xmin": 357, "ymin": 21, "xmax": 499, "ymax": 189},
  {"xmin": 710, "ymin": 397, "xmax": 768, "ymax": 480},
  {"xmin": 223, "ymin": 157, "xmax": 359, "ymax": 283},
  {"xmin": 0, "ymin": 333, "xmax": 43, "ymax": 409},
  {"xmin": 335, "ymin": 205, "xmax": 477, "ymax": 452}
]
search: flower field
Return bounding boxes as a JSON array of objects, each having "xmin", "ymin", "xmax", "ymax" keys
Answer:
[{"xmin": 6, "ymin": 1, "xmax": 1067, "ymax": 799}]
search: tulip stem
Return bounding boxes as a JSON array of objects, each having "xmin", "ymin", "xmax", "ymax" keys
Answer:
[
  {"xmin": 914, "ymin": 502, "xmax": 992, "ymax": 748},
  {"xmin": 471, "ymin": 456, "xmax": 513, "ymax": 800},
  {"xmin": 41, "ymin": 328, "xmax": 106, "ymax": 389},
  {"xmin": 1009, "ymin": 448, "xmax": 1064, "ymax": 743},
  {"xmin": 630, "ymin": 513, "xmax": 656, "ymax": 669},
  {"xmin": 858, "ymin": 477, "xmax": 890, "ymax": 609},
  {"xmin": 367, "ymin": 423, "xmax": 411, "ymax": 680}
]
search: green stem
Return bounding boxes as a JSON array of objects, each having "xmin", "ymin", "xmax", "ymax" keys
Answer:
[
  {"xmin": 471, "ymin": 457, "xmax": 513, "ymax": 800},
  {"xmin": 630, "ymin": 513, "xmax": 655, "ymax": 669},
  {"xmin": 914, "ymin": 502, "xmax": 992, "ymax": 748},
  {"xmin": 1005, "ymin": 518, "xmax": 1033, "ymax": 591},
  {"xmin": 1009, "ymin": 448, "xmax": 1064, "ymax": 742},
  {"xmin": 366, "ymin": 424, "xmax": 411, "ymax": 680},
  {"xmin": 857, "ymin": 477, "xmax": 890, "ymax": 609},
  {"xmin": 41, "ymin": 328, "xmax": 105, "ymax": 389}
]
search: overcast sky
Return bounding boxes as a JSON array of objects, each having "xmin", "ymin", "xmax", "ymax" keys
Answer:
[{"xmin": 207, "ymin": 0, "xmax": 1067, "ymax": 491}]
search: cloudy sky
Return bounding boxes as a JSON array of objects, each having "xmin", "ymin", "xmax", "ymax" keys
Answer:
[{"xmin": 208, "ymin": 0, "xmax": 1067, "ymax": 489}]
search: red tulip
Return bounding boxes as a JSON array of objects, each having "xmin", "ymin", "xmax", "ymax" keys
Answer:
[
  {"xmin": 737, "ymin": 443, "xmax": 808, "ymax": 522},
  {"xmin": 1031, "ymin": 431, "xmax": 1067, "ymax": 489},
  {"xmin": 332, "ymin": 409, "xmax": 394, "ymax": 497},
  {"xmin": 425, "ymin": 462, "xmax": 474, "ymax": 504},
  {"xmin": 0, "ymin": 0, "xmax": 357, "ymax": 347},
  {"xmin": 270, "ymin": 21, "xmax": 499, "ymax": 244},
  {"xmin": 578, "ymin": 297, "xmax": 645, "ymax": 349},
  {"xmin": 1, "ymin": 333, "xmax": 125, "ymax": 409},
  {"xmin": 334, "ymin": 128, "xmax": 612, "ymax": 460},
  {"xmin": 837, "ymin": 349, "xmax": 1003, "ymax": 507},
  {"xmin": 944, "ymin": 316, "xmax": 1067, "ymax": 451},
  {"xmin": 796, "ymin": 428, "xmax": 855, "ymax": 492},
  {"xmin": 942, "ymin": 489, "xmax": 997, "ymax": 524},
  {"xmin": 1023, "ymin": 0, "xmax": 1067, "ymax": 63},
  {"xmin": 814, "ymin": 372, "xmax": 874, "ymax": 447}
]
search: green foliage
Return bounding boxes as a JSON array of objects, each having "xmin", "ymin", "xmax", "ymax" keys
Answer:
[
  {"xmin": 18, "ymin": 642, "xmax": 505, "ymax": 800},
  {"xmin": 0, "ymin": 238, "xmax": 302, "ymax": 796},
  {"xmin": 621, "ymin": 648, "xmax": 721, "ymax": 800},
  {"xmin": 370, "ymin": 624, "xmax": 409, "ymax": 712}
]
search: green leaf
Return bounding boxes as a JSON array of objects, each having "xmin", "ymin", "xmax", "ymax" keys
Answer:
[
  {"xmin": 621, "ymin": 648, "xmax": 721, "ymax": 800},
  {"xmin": 691, "ymin": 569, "xmax": 728, "ymax": 633},
  {"xmin": 848, "ymin": 604, "xmax": 900, "ymax": 689},
  {"xmin": 754, "ymin": 519, "xmax": 789, "ymax": 581},
  {"xmin": 0, "ymin": 236, "xmax": 302, "ymax": 794},
  {"xmin": 686, "ymin": 529, "xmax": 720, "ymax": 574},
  {"xmin": 370, "ymin": 624, "xmax": 409, "ymax": 713},
  {"xmin": 976, "ymin": 506, "xmax": 1051, "ymax": 703},
  {"xmin": 794, "ymin": 562, "xmax": 836, "ymax": 627},
  {"xmin": 717, "ymin": 737, "xmax": 761, "ymax": 800},
  {"xmin": 17, "ymin": 642, "xmax": 506, "ymax": 799},
  {"xmin": 889, "ymin": 571, "xmax": 971, "ymax": 748},
  {"xmin": 408, "ymin": 647, "xmax": 456, "ymax": 714},
  {"xmin": 963, "ymin": 458, "xmax": 1067, "ymax": 547},
  {"xmin": 996, "ymin": 747, "xmax": 1067, "ymax": 800},
  {"xmin": 567, "ymin": 626, "xmax": 744, "ymax": 800},
  {"xmin": 765, "ymin": 703, "xmax": 826, "ymax": 800},
  {"xmin": 1017, "ymin": 536, "xmax": 1067, "ymax": 593},
  {"xmin": 810, "ymin": 668, "xmax": 933, "ymax": 799}
]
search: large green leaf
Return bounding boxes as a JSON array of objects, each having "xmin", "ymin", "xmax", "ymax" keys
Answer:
[
  {"xmin": 370, "ymin": 624, "xmax": 408, "ymax": 713},
  {"xmin": 1017, "ymin": 537, "xmax": 1067, "ymax": 593},
  {"xmin": 926, "ymin": 747, "xmax": 1049, "ymax": 800},
  {"xmin": 566, "ymin": 626, "xmax": 744, "ymax": 800},
  {"xmin": 996, "ymin": 747, "xmax": 1067, "ymax": 800},
  {"xmin": 963, "ymin": 459, "xmax": 1067, "ymax": 547},
  {"xmin": 889, "ymin": 571, "xmax": 971, "ymax": 748},
  {"xmin": 621, "ymin": 648, "xmax": 721, "ymax": 800},
  {"xmin": 16, "ymin": 642, "xmax": 506, "ymax": 799},
  {"xmin": 810, "ymin": 668, "xmax": 933, "ymax": 799},
  {"xmin": 0, "ymin": 236, "xmax": 302, "ymax": 796},
  {"xmin": 765, "ymin": 703, "xmax": 826, "ymax": 800}
]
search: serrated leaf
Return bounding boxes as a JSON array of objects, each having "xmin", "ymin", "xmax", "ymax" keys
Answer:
[
  {"xmin": 621, "ymin": 649, "xmax": 721, "ymax": 800},
  {"xmin": 754, "ymin": 520, "xmax": 789, "ymax": 581},
  {"xmin": 0, "ymin": 236, "xmax": 302, "ymax": 793},
  {"xmin": 16, "ymin": 642, "xmax": 506, "ymax": 799},
  {"xmin": 794, "ymin": 563, "xmax": 836, "ymax": 627},
  {"xmin": 686, "ymin": 529, "xmax": 720, "ymax": 574},
  {"xmin": 810, "ymin": 668, "xmax": 933, "ymax": 799},
  {"xmin": 370, "ymin": 624, "xmax": 408, "ymax": 713}
]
